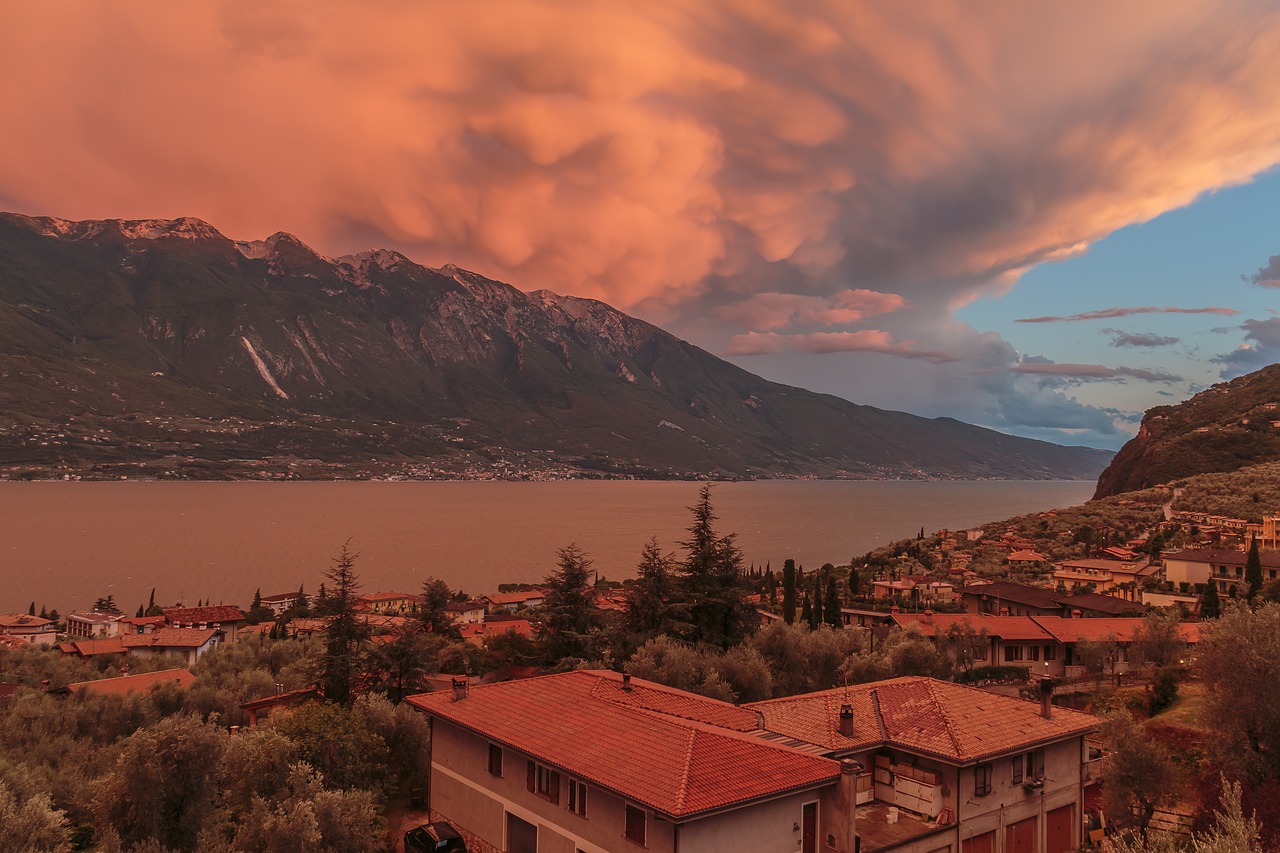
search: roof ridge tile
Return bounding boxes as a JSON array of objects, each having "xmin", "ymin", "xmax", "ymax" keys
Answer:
[{"xmin": 674, "ymin": 728, "xmax": 697, "ymax": 814}]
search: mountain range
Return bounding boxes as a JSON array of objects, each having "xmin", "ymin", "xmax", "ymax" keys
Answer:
[{"xmin": 0, "ymin": 212, "xmax": 1112, "ymax": 481}]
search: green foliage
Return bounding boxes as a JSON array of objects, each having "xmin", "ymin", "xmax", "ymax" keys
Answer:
[
  {"xmin": 625, "ymin": 538, "xmax": 676, "ymax": 637},
  {"xmin": 752, "ymin": 621, "xmax": 864, "ymax": 697},
  {"xmin": 269, "ymin": 702, "xmax": 390, "ymax": 792},
  {"xmin": 952, "ymin": 665, "xmax": 1030, "ymax": 684},
  {"xmin": 0, "ymin": 780, "xmax": 71, "ymax": 853},
  {"xmin": 781, "ymin": 559, "xmax": 798, "ymax": 624},
  {"xmin": 229, "ymin": 764, "xmax": 384, "ymax": 853},
  {"xmin": 539, "ymin": 543, "xmax": 602, "ymax": 660},
  {"xmin": 1246, "ymin": 537, "xmax": 1263, "ymax": 600},
  {"xmin": 418, "ymin": 577, "xmax": 456, "ymax": 637},
  {"xmin": 823, "ymin": 576, "xmax": 843, "ymax": 629},
  {"xmin": 320, "ymin": 541, "xmax": 369, "ymax": 706},
  {"xmin": 1196, "ymin": 602, "xmax": 1280, "ymax": 781},
  {"xmin": 94, "ymin": 715, "xmax": 228, "ymax": 851},
  {"xmin": 353, "ymin": 694, "xmax": 432, "ymax": 799},
  {"xmin": 1202, "ymin": 580, "xmax": 1222, "ymax": 619},
  {"xmin": 673, "ymin": 485, "xmax": 753, "ymax": 649},
  {"xmin": 1102, "ymin": 711, "xmax": 1181, "ymax": 837}
]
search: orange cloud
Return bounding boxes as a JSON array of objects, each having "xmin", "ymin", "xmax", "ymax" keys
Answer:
[
  {"xmin": 2, "ymin": 1, "xmax": 1280, "ymax": 319},
  {"xmin": 725, "ymin": 330, "xmax": 954, "ymax": 362}
]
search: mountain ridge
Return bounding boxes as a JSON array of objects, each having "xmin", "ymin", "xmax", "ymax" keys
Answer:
[
  {"xmin": 0, "ymin": 212, "xmax": 1111, "ymax": 481},
  {"xmin": 1093, "ymin": 362, "xmax": 1280, "ymax": 498}
]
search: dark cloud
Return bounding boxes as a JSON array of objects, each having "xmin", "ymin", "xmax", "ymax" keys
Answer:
[
  {"xmin": 1016, "ymin": 306, "xmax": 1237, "ymax": 324},
  {"xmin": 1217, "ymin": 317, "xmax": 1280, "ymax": 377},
  {"xmin": 1101, "ymin": 328, "xmax": 1180, "ymax": 348},
  {"xmin": 1245, "ymin": 255, "xmax": 1280, "ymax": 287},
  {"xmin": 1011, "ymin": 362, "xmax": 1182, "ymax": 383}
]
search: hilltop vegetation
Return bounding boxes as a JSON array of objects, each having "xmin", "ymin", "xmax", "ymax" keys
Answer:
[{"xmin": 1096, "ymin": 363, "xmax": 1280, "ymax": 497}]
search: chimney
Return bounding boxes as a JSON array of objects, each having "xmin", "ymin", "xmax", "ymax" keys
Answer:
[
  {"xmin": 890, "ymin": 605, "xmax": 900, "ymax": 614},
  {"xmin": 451, "ymin": 675, "xmax": 468, "ymax": 702},
  {"xmin": 1000, "ymin": 607, "xmax": 1010, "ymax": 616},
  {"xmin": 1071, "ymin": 609, "xmax": 1083, "ymax": 619},
  {"xmin": 622, "ymin": 673, "xmax": 632, "ymax": 692},
  {"xmin": 924, "ymin": 609, "xmax": 933, "ymax": 624},
  {"xmin": 838, "ymin": 703, "xmax": 855, "ymax": 737},
  {"xmin": 1040, "ymin": 679, "xmax": 1054, "ymax": 720}
]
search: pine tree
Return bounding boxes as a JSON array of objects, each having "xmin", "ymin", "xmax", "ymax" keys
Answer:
[
  {"xmin": 1201, "ymin": 580, "xmax": 1221, "ymax": 619},
  {"xmin": 673, "ymin": 485, "xmax": 751, "ymax": 649},
  {"xmin": 252, "ymin": 589, "xmax": 262, "ymax": 610},
  {"xmin": 321, "ymin": 540, "xmax": 368, "ymax": 705},
  {"xmin": 626, "ymin": 537, "xmax": 675, "ymax": 635},
  {"xmin": 824, "ymin": 576, "xmax": 843, "ymax": 628},
  {"xmin": 782, "ymin": 559, "xmax": 797, "ymax": 624},
  {"xmin": 540, "ymin": 543, "xmax": 599, "ymax": 660},
  {"xmin": 1246, "ymin": 536, "xmax": 1263, "ymax": 600},
  {"xmin": 419, "ymin": 577, "xmax": 455, "ymax": 636}
]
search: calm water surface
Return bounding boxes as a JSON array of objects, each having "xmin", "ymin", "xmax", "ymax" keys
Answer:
[{"xmin": 0, "ymin": 480, "xmax": 1093, "ymax": 614}]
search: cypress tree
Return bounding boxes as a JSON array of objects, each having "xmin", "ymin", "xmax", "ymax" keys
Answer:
[
  {"xmin": 252, "ymin": 589, "xmax": 262, "ymax": 610},
  {"xmin": 136, "ymin": 605, "xmax": 144, "ymax": 618},
  {"xmin": 801, "ymin": 593, "xmax": 814, "ymax": 628},
  {"xmin": 782, "ymin": 559, "xmax": 797, "ymax": 624},
  {"xmin": 27, "ymin": 602, "xmax": 35, "ymax": 616},
  {"xmin": 1246, "ymin": 536, "xmax": 1263, "ymax": 600},
  {"xmin": 824, "ymin": 576, "xmax": 843, "ymax": 628},
  {"xmin": 848, "ymin": 567, "xmax": 860, "ymax": 599},
  {"xmin": 812, "ymin": 575, "xmax": 824, "ymax": 626},
  {"xmin": 1201, "ymin": 581, "xmax": 1221, "ymax": 619}
]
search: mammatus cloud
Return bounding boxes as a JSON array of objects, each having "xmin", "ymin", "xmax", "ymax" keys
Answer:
[
  {"xmin": 1216, "ymin": 317, "xmax": 1280, "ymax": 377},
  {"xmin": 724, "ymin": 330, "xmax": 954, "ymax": 362},
  {"xmin": 3, "ymin": 2, "xmax": 1280, "ymax": 315},
  {"xmin": 715, "ymin": 289, "xmax": 906, "ymax": 331},
  {"xmin": 1011, "ymin": 360, "xmax": 1182, "ymax": 383},
  {"xmin": 1101, "ymin": 328, "xmax": 1180, "ymax": 348},
  {"xmin": 1016, "ymin": 306, "xmax": 1238, "ymax": 324},
  {"xmin": 1245, "ymin": 255, "xmax": 1280, "ymax": 288},
  {"xmin": 4, "ymin": 2, "xmax": 1280, "ymax": 448}
]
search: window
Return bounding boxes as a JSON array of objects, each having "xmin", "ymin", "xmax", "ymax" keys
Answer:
[
  {"xmin": 625, "ymin": 804, "xmax": 647, "ymax": 845},
  {"xmin": 1005, "ymin": 645, "xmax": 1023, "ymax": 662},
  {"xmin": 974, "ymin": 764, "xmax": 992, "ymax": 797},
  {"xmin": 1024, "ymin": 749, "xmax": 1045, "ymax": 780},
  {"xmin": 526, "ymin": 760, "xmax": 560, "ymax": 804},
  {"xmin": 488, "ymin": 744, "xmax": 503, "ymax": 777},
  {"xmin": 568, "ymin": 779, "xmax": 588, "ymax": 817},
  {"xmin": 1044, "ymin": 644, "xmax": 1056, "ymax": 661},
  {"xmin": 1027, "ymin": 645, "xmax": 1040, "ymax": 662},
  {"xmin": 1012, "ymin": 756, "xmax": 1022, "ymax": 784}
]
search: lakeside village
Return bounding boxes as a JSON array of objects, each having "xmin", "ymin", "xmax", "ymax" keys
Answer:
[{"xmin": 3, "ymin": 490, "xmax": 1280, "ymax": 852}]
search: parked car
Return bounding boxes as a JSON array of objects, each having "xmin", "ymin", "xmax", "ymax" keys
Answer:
[{"xmin": 404, "ymin": 822, "xmax": 467, "ymax": 853}]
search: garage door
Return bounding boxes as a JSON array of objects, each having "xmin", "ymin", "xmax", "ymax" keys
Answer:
[
  {"xmin": 960, "ymin": 830, "xmax": 994, "ymax": 853},
  {"xmin": 1046, "ymin": 804, "xmax": 1076, "ymax": 853},
  {"xmin": 1005, "ymin": 817, "xmax": 1036, "ymax": 853},
  {"xmin": 506, "ymin": 813, "xmax": 537, "ymax": 853}
]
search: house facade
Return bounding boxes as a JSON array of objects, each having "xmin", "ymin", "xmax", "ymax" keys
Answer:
[
  {"xmin": 123, "ymin": 627, "xmax": 219, "ymax": 667},
  {"xmin": 162, "ymin": 605, "xmax": 247, "ymax": 644},
  {"xmin": 407, "ymin": 671, "xmax": 1097, "ymax": 853},
  {"xmin": 1163, "ymin": 548, "xmax": 1280, "ymax": 594},
  {"xmin": 0, "ymin": 614, "xmax": 57, "ymax": 645},
  {"xmin": 65, "ymin": 610, "xmax": 124, "ymax": 639},
  {"xmin": 358, "ymin": 591, "xmax": 420, "ymax": 615}
]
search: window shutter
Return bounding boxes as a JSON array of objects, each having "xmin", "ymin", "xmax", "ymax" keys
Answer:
[
  {"xmin": 527, "ymin": 760, "xmax": 536, "ymax": 792},
  {"xmin": 550, "ymin": 770, "xmax": 561, "ymax": 804}
]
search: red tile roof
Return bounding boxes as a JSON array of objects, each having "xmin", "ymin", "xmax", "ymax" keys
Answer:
[
  {"xmin": 0, "ymin": 614, "xmax": 55, "ymax": 629},
  {"xmin": 163, "ymin": 605, "xmax": 246, "ymax": 624},
  {"xmin": 359, "ymin": 591, "xmax": 419, "ymax": 603},
  {"xmin": 891, "ymin": 613, "xmax": 1055, "ymax": 642},
  {"xmin": 748, "ymin": 677, "xmax": 1097, "ymax": 764},
  {"xmin": 120, "ymin": 615, "xmax": 167, "ymax": 627},
  {"xmin": 124, "ymin": 627, "xmax": 217, "ymax": 649},
  {"xmin": 62, "ymin": 637, "xmax": 126, "ymax": 656},
  {"xmin": 406, "ymin": 670, "xmax": 839, "ymax": 818},
  {"xmin": 1032, "ymin": 616, "xmax": 1201, "ymax": 645},
  {"xmin": 68, "ymin": 668, "xmax": 195, "ymax": 696}
]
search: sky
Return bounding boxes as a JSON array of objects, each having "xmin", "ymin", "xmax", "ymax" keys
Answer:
[{"xmin": 2, "ymin": 2, "xmax": 1280, "ymax": 451}]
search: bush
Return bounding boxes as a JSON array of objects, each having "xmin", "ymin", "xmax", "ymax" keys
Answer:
[{"xmin": 955, "ymin": 665, "xmax": 1030, "ymax": 684}]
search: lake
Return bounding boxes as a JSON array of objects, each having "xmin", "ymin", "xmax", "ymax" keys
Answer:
[{"xmin": 0, "ymin": 480, "xmax": 1094, "ymax": 614}]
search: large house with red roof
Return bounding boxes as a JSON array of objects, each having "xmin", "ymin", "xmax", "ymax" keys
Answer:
[
  {"xmin": 162, "ymin": 604, "xmax": 247, "ymax": 644},
  {"xmin": 407, "ymin": 670, "xmax": 1098, "ymax": 853},
  {"xmin": 0, "ymin": 613, "xmax": 57, "ymax": 645}
]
